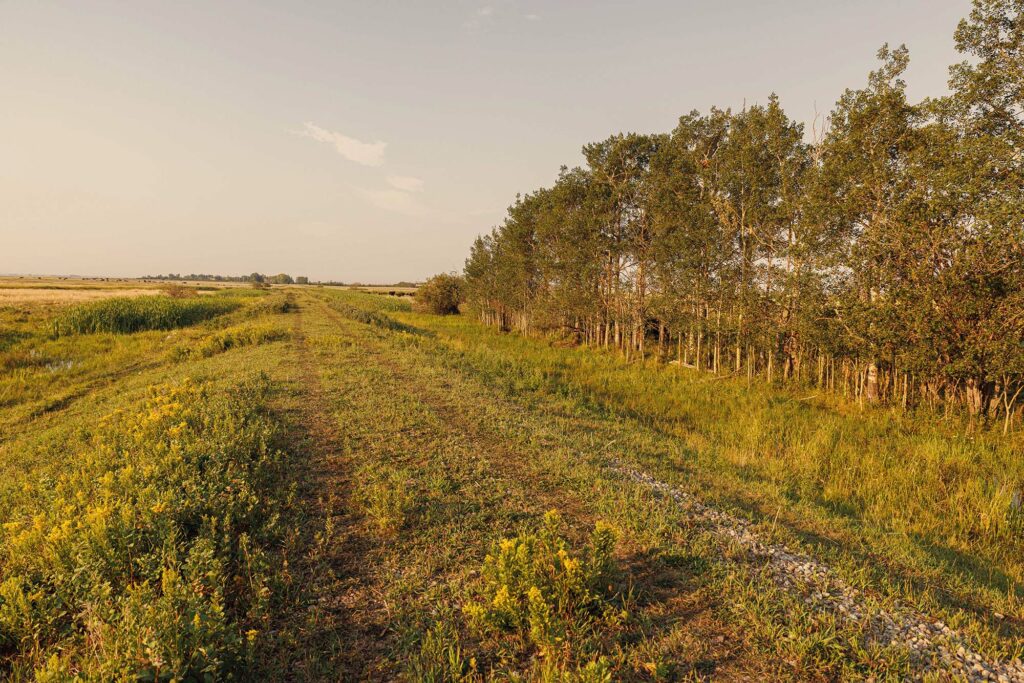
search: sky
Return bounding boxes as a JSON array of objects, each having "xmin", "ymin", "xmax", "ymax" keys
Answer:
[{"xmin": 1, "ymin": 0, "xmax": 972, "ymax": 283}]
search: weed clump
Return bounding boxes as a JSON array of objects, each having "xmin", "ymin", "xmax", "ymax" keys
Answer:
[
  {"xmin": 328, "ymin": 300, "xmax": 420, "ymax": 334},
  {"xmin": 407, "ymin": 621, "xmax": 476, "ymax": 683},
  {"xmin": 248, "ymin": 295, "xmax": 297, "ymax": 316},
  {"xmin": 160, "ymin": 283, "xmax": 196, "ymax": 298},
  {"xmin": 357, "ymin": 466, "xmax": 415, "ymax": 535},
  {"xmin": 0, "ymin": 376, "xmax": 289, "ymax": 679},
  {"xmin": 53, "ymin": 296, "xmax": 238, "ymax": 336},
  {"xmin": 411, "ymin": 511, "xmax": 629, "ymax": 680},
  {"xmin": 172, "ymin": 323, "xmax": 289, "ymax": 360}
]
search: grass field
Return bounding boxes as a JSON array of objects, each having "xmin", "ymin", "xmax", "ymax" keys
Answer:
[{"xmin": 1, "ymin": 284, "xmax": 1021, "ymax": 681}]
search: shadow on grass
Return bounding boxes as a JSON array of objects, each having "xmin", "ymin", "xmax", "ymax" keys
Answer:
[
  {"xmin": 909, "ymin": 533, "xmax": 1024, "ymax": 626},
  {"xmin": 620, "ymin": 546, "xmax": 744, "ymax": 680},
  {"xmin": 0, "ymin": 329, "xmax": 31, "ymax": 353}
]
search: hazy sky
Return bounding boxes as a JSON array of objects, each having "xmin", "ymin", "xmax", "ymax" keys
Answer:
[{"xmin": 2, "ymin": 1, "xmax": 971, "ymax": 282}]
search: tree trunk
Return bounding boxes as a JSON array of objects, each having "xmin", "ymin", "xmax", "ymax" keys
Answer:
[
  {"xmin": 865, "ymin": 361, "xmax": 880, "ymax": 403},
  {"xmin": 965, "ymin": 377, "xmax": 995, "ymax": 417}
]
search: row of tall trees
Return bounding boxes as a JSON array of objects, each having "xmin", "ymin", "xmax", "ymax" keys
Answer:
[
  {"xmin": 463, "ymin": 0, "xmax": 1024, "ymax": 422},
  {"xmin": 144, "ymin": 273, "xmax": 308, "ymax": 284}
]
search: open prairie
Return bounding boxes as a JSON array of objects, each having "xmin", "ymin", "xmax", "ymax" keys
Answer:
[{"xmin": 2, "ymin": 284, "xmax": 1022, "ymax": 681}]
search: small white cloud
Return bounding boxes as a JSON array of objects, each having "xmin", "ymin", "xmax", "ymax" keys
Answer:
[
  {"xmin": 386, "ymin": 175, "xmax": 424, "ymax": 193},
  {"xmin": 357, "ymin": 188, "xmax": 426, "ymax": 216},
  {"xmin": 525, "ymin": 13, "xmax": 540, "ymax": 21},
  {"xmin": 463, "ymin": 5, "xmax": 496, "ymax": 31},
  {"xmin": 295, "ymin": 122, "xmax": 386, "ymax": 167}
]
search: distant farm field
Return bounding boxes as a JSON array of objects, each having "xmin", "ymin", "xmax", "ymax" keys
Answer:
[
  {"xmin": 0, "ymin": 287, "xmax": 160, "ymax": 304},
  {"xmin": 1, "ymin": 284, "xmax": 1022, "ymax": 681},
  {"xmin": 0, "ymin": 278, "xmax": 164, "ymax": 305},
  {"xmin": 0, "ymin": 277, "xmax": 246, "ymax": 305}
]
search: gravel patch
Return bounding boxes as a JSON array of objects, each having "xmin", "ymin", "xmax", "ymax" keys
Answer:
[{"xmin": 617, "ymin": 464, "xmax": 1024, "ymax": 682}]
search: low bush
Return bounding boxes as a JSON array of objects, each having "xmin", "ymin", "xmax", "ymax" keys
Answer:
[
  {"xmin": 53, "ymin": 296, "xmax": 239, "ymax": 336},
  {"xmin": 0, "ymin": 376, "xmax": 290, "ymax": 679},
  {"xmin": 413, "ymin": 274, "xmax": 463, "ymax": 315},
  {"xmin": 160, "ymin": 283, "xmax": 196, "ymax": 298},
  {"xmin": 251, "ymin": 297, "xmax": 296, "ymax": 316}
]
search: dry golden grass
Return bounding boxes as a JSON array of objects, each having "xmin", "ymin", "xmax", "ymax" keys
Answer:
[
  {"xmin": 0, "ymin": 287, "xmax": 161, "ymax": 305},
  {"xmin": 0, "ymin": 276, "xmax": 155, "ymax": 289},
  {"xmin": 0, "ymin": 277, "xmax": 243, "ymax": 305}
]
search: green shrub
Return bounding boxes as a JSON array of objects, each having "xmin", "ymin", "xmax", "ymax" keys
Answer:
[
  {"xmin": 413, "ymin": 274, "xmax": 463, "ymax": 315},
  {"xmin": 53, "ymin": 296, "xmax": 238, "ymax": 336},
  {"xmin": 0, "ymin": 376, "xmax": 288, "ymax": 679}
]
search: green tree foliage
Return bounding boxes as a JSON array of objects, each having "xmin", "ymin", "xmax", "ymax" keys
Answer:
[
  {"xmin": 462, "ymin": 0, "xmax": 1024, "ymax": 423},
  {"xmin": 414, "ymin": 273, "xmax": 464, "ymax": 315}
]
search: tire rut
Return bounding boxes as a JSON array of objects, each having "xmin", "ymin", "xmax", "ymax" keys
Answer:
[{"xmin": 270, "ymin": 303, "xmax": 391, "ymax": 681}]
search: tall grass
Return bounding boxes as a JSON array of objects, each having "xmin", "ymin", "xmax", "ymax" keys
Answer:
[
  {"xmin": 0, "ymin": 376, "xmax": 289, "ymax": 680},
  {"xmin": 53, "ymin": 296, "xmax": 239, "ymax": 336}
]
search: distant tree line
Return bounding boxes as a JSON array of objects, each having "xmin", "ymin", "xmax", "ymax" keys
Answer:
[
  {"xmin": 463, "ymin": 0, "xmax": 1024, "ymax": 424},
  {"xmin": 144, "ymin": 273, "xmax": 309, "ymax": 285}
]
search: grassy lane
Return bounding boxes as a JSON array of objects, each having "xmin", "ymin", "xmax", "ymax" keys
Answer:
[
  {"xmin": 257, "ymin": 298, "xmax": 385, "ymax": 680},
  {"xmin": 368, "ymin": 296, "xmax": 1024, "ymax": 656},
  {"xmin": 310, "ymin": 291, "xmax": 929, "ymax": 680},
  {"xmin": 3, "ymin": 286, "xmax": 1018, "ymax": 678},
  {"xmin": 300, "ymin": 296, "xmax": 764, "ymax": 679}
]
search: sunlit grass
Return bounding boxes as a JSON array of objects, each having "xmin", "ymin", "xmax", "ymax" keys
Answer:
[
  {"xmin": 0, "ymin": 376, "xmax": 289, "ymax": 680},
  {"xmin": 391, "ymin": 306, "xmax": 1024, "ymax": 581}
]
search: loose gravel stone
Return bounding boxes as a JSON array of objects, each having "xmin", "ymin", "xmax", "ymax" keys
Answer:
[{"xmin": 615, "ymin": 463, "xmax": 1023, "ymax": 682}]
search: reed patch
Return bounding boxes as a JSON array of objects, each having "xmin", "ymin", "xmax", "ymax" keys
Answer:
[{"xmin": 52, "ymin": 296, "xmax": 239, "ymax": 335}]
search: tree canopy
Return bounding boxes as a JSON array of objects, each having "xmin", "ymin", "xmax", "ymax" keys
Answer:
[{"xmin": 462, "ymin": 0, "xmax": 1024, "ymax": 423}]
